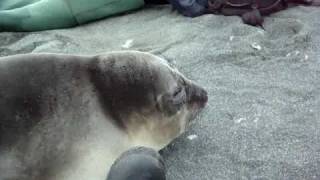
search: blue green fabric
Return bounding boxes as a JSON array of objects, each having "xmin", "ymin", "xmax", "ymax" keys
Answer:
[{"xmin": 0, "ymin": 0, "xmax": 145, "ymax": 31}]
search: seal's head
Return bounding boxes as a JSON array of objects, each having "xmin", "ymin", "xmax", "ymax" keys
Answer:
[{"xmin": 89, "ymin": 51, "xmax": 208, "ymax": 149}]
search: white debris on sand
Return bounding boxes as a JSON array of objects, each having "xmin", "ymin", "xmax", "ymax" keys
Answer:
[
  {"xmin": 251, "ymin": 42, "xmax": 262, "ymax": 50},
  {"xmin": 121, "ymin": 39, "xmax": 134, "ymax": 49},
  {"xmin": 286, "ymin": 52, "xmax": 291, "ymax": 57},
  {"xmin": 253, "ymin": 117, "xmax": 259, "ymax": 123},
  {"xmin": 235, "ymin": 117, "xmax": 246, "ymax": 124},
  {"xmin": 187, "ymin": 134, "xmax": 198, "ymax": 140}
]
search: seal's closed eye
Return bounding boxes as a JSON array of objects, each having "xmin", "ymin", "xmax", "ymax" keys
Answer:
[
  {"xmin": 173, "ymin": 86, "xmax": 182, "ymax": 97},
  {"xmin": 160, "ymin": 86, "xmax": 187, "ymax": 116},
  {"xmin": 172, "ymin": 86, "xmax": 186, "ymax": 105}
]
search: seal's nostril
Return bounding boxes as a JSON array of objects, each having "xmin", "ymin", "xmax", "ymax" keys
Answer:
[
  {"xmin": 201, "ymin": 90, "xmax": 208, "ymax": 106},
  {"xmin": 188, "ymin": 86, "xmax": 208, "ymax": 107},
  {"xmin": 203, "ymin": 91, "xmax": 208, "ymax": 103}
]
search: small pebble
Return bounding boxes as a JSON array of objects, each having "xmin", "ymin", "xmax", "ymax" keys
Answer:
[
  {"xmin": 286, "ymin": 52, "xmax": 291, "ymax": 57},
  {"xmin": 121, "ymin": 39, "xmax": 134, "ymax": 49},
  {"xmin": 187, "ymin": 134, "xmax": 198, "ymax": 140},
  {"xmin": 251, "ymin": 42, "xmax": 261, "ymax": 50},
  {"xmin": 235, "ymin": 118, "xmax": 246, "ymax": 124}
]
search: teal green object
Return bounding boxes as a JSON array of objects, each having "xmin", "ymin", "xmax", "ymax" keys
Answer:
[{"xmin": 0, "ymin": 0, "xmax": 145, "ymax": 32}]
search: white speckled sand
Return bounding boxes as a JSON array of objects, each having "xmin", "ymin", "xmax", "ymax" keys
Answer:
[{"xmin": 1, "ymin": 5, "xmax": 319, "ymax": 180}]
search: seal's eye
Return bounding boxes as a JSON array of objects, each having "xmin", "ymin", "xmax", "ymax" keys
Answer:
[
  {"xmin": 173, "ymin": 86, "xmax": 186, "ymax": 102},
  {"xmin": 181, "ymin": 78, "xmax": 187, "ymax": 86},
  {"xmin": 160, "ymin": 86, "xmax": 186, "ymax": 116},
  {"xmin": 172, "ymin": 87, "xmax": 186, "ymax": 105},
  {"xmin": 173, "ymin": 87, "xmax": 182, "ymax": 97}
]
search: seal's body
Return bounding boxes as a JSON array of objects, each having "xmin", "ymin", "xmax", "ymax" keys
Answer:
[{"xmin": 0, "ymin": 51, "xmax": 207, "ymax": 180}]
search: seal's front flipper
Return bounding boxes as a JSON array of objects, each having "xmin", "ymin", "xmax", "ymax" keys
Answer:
[
  {"xmin": 241, "ymin": 9, "xmax": 264, "ymax": 27},
  {"xmin": 107, "ymin": 147, "xmax": 166, "ymax": 180}
]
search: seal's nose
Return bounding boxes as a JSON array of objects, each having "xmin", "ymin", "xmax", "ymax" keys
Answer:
[
  {"xmin": 194, "ymin": 87, "xmax": 208, "ymax": 107},
  {"xmin": 187, "ymin": 83, "xmax": 208, "ymax": 108},
  {"xmin": 199, "ymin": 88, "xmax": 208, "ymax": 106}
]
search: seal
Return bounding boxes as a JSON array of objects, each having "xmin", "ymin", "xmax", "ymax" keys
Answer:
[
  {"xmin": 107, "ymin": 147, "xmax": 166, "ymax": 180},
  {"xmin": 0, "ymin": 51, "xmax": 207, "ymax": 180}
]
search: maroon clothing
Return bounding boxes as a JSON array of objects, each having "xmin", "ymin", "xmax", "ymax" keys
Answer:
[{"xmin": 207, "ymin": 0, "xmax": 319, "ymax": 26}]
